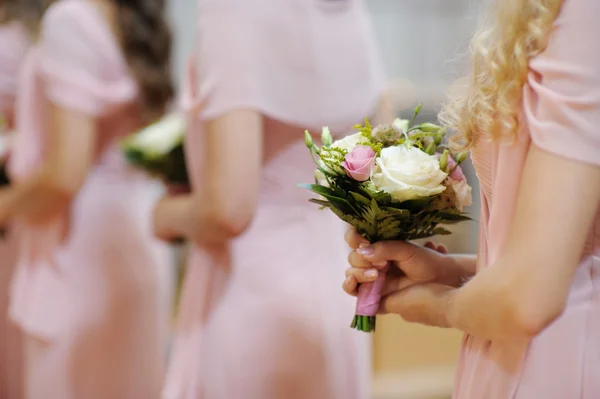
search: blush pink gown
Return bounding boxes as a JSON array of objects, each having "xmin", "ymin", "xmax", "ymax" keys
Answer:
[
  {"xmin": 454, "ymin": 0, "xmax": 600, "ymax": 397},
  {"xmin": 8, "ymin": 1, "xmax": 171, "ymax": 398},
  {"xmin": 164, "ymin": 1, "xmax": 386, "ymax": 398},
  {"xmin": 0, "ymin": 21, "xmax": 30, "ymax": 399}
]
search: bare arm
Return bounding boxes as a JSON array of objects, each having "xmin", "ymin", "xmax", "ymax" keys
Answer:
[
  {"xmin": 445, "ymin": 145, "xmax": 600, "ymax": 340},
  {"xmin": 0, "ymin": 103, "xmax": 96, "ymax": 225},
  {"xmin": 190, "ymin": 110, "xmax": 263, "ymax": 246}
]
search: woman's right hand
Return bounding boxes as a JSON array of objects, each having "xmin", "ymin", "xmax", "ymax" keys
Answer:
[{"xmin": 343, "ymin": 228, "xmax": 458, "ymax": 296}]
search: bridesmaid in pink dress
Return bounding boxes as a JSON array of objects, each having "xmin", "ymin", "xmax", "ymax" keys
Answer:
[
  {"xmin": 0, "ymin": 20, "xmax": 30, "ymax": 399},
  {"xmin": 154, "ymin": 1, "xmax": 388, "ymax": 398},
  {"xmin": 343, "ymin": 0, "xmax": 600, "ymax": 397},
  {"xmin": 0, "ymin": 0, "xmax": 174, "ymax": 397}
]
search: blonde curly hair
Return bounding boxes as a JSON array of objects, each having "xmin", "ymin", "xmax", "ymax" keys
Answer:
[{"xmin": 439, "ymin": 0, "xmax": 564, "ymax": 150}]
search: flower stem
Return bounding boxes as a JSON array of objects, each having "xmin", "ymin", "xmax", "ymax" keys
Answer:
[{"xmin": 350, "ymin": 315, "xmax": 376, "ymax": 333}]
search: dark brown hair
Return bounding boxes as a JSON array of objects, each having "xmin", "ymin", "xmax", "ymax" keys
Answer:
[
  {"xmin": 2, "ymin": 0, "xmax": 174, "ymax": 123},
  {"xmin": 115, "ymin": 0, "xmax": 174, "ymax": 122}
]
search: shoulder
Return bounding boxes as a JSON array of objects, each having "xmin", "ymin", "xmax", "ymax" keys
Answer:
[
  {"xmin": 42, "ymin": 0, "xmax": 99, "ymax": 31},
  {"xmin": 40, "ymin": 0, "xmax": 125, "ymax": 75},
  {"xmin": 41, "ymin": 0, "xmax": 117, "ymax": 52}
]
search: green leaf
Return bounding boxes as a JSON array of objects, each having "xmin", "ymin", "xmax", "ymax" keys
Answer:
[
  {"xmin": 308, "ymin": 198, "xmax": 331, "ymax": 208},
  {"xmin": 349, "ymin": 192, "xmax": 371, "ymax": 207},
  {"xmin": 377, "ymin": 217, "xmax": 403, "ymax": 241},
  {"xmin": 381, "ymin": 207, "xmax": 411, "ymax": 219},
  {"xmin": 433, "ymin": 227, "xmax": 452, "ymax": 235},
  {"xmin": 436, "ymin": 212, "xmax": 473, "ymax": 223}
]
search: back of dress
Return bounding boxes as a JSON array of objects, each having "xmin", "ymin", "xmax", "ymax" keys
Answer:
[
  {"xmin": 8, "ymin": 2, "xmax": 170, "ymax": 397},
  {"xmin": 0, "ymin": 20, "xmax": 30, "ymax": 399},
  {"xmin": 166, "ymin": 1, "xmax": 382, "ymax": 398}
]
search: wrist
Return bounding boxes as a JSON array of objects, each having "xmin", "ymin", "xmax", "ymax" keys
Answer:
[
  {"xmin": 440, "ymin": 287, "xmax": 459, "ymax": 329},
  {"xmin": 437, "ymin": 253, "xmax": 476, "ymax": 288},
  {"xmin": 154, "ymin": 195, "xmax": 188, "ymax": 241}
]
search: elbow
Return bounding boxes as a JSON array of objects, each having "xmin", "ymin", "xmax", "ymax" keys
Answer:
[
  {"xmin": 213, "ymin": 213, "xmax": 253, "ymax": 239},
  {"xmin": 38, "ymin": 173, "xmax": 77, "ymax": 203},
  {"xmin": 508, "ymin": 296, "xmax": 566, "ymax": 338},
  {"xmin": 192, "ymin": 209, "xmax": 254, "ymax": 243}
]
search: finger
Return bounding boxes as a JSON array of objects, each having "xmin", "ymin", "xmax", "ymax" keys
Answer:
[
  {"xmin": 382, "ymin": 276, "xmax": 419, "ymax": 297},
  {"xmin": 355, "ymin": 240, "xmax": 417, "ymax": 264},
  {"xmin": 348, "ymin": 250, "xmax": 386, "ymax": 269},
  {"xmin": 436, "ymin": 244, "xmax": 449, "ymax": 254},
  {"xmin": 345, "ymin": 227, "xmax": 369, "ymax": 250},
  {"xmin": 344, "ymin": 266, "xmax": 379, "ymax": 284},
  {"xmin": 424, "ymin": 241, "xmax": 436, "ymax": 250},
  {"xmin": 342, "ymin": 275, "xmax": 358, "ymax": 296}
]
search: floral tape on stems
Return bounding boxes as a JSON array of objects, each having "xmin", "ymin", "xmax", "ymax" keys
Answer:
[{"xmin": 300, "ymin": 104, "xmax": 473, "ymax": 333}]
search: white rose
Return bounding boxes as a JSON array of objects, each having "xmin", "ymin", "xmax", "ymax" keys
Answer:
[
  {"xmin": 371, "ymin": 146, "xmax": 448, "ymax": 202},
  {"xmin": 330, "ymin": 132, "xmax": 369, "ymax": 152},
  {"xmin": 128, "ymin": 113, "xmax": 185, "ymax": 156},
  {"xmin": 449, "ymin": 178, "xmax": 472, "ymax": 212}
]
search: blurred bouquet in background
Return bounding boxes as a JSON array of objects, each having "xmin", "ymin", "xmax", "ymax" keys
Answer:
[
  {"xmin": 122, "ymin": 112, "xmax": 189, "ymax": 193},
  {"xmin": 0, "ymin": 133, "xmax": 11, "ymax": 188},
  {"xmin": 0, "ymin": 118, "xmax": 13, "ymax": 238},
  {"xmin": 300, "ymin": 105, "xmax": 472, "ymax": 333}
]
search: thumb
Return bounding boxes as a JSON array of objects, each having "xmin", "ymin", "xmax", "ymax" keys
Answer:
[{"xmin": 356, "ymin": 240, "xmax": 418, "ymax": 264}]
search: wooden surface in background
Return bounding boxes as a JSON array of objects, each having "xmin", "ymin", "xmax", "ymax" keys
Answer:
[{"xmin": 373, "ymin": 315, "xmax": 463, "ymax": 372}]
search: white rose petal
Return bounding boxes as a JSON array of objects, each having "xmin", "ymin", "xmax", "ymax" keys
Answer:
[
  {"xmin": 371, "ymin": 145, "xmax": 448, "ymax": 202},
  {"xmin": 330, "ymin": 132, "xmax": 369, "ymax": 152},
  {"xmin": 449, "ymin": 179, "xmax": 472, "ymax": 212}
]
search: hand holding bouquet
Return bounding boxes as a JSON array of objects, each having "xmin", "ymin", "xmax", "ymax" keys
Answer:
[
  {"xmin": 122, "ymin": 112, "xmax": 189, "ymax": 191},
  {"xmin": 300, "ymin": 105, "xmax": 472, "ymax": 332}
]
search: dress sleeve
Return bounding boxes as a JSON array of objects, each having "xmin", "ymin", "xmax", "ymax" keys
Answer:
[
  {"xmin": 38, "ymin": 0, "xmax": 137, "ymax": 116},
  {"xmin": 525, "ymin": 0, "xmax": 600, "ymax": 166}
]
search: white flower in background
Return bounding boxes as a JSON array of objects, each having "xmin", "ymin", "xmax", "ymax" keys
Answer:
[
  {"xmin": 127, "ymin": 112, "xmax": 185, "ymax": 156},
  {"xmin": 449, "ymin": 178, "xmax": 472, "ymax": 212},
  {"xmin": 330, "ymin": 132, "xmax": 369, "ymax": 152},
  {"xmin": 371, "ymin": 145, "xmax": 448, "ymax": 202}
]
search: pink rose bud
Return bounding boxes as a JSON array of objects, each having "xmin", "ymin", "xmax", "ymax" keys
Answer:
[
  {"xmin": 447, "ymin": 156, "xmax": 466, "ymax": 182},
  {"xmin": 341, "ymin": 146, "xmax": 376, "ymax": 182}
]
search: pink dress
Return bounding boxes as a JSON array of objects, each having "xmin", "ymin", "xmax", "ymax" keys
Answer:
[
  {"xmin": 454, "ymin": 0, "xmax": 600, "ymax": 397},
  {"xmin": 8, "ymin": 1, "xmax": 171, "ymax": 397},
  {"xmin": 0, "ymin": 21, "xmax": 31, "ymax": 399},
  {"xmin": 164, "ymin": 1, "xmax": 385, "ymax": 398}
]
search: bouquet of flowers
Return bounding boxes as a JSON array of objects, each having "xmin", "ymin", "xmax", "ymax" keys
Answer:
[
  {"xmin": 122, "ymin": 112, "xmax": 189, "ymax": 191},
  {"xmin": 300, "ymin": 104, "xmax": 473, "ymax": 333}
]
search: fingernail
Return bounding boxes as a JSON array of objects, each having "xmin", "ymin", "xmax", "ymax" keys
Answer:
[
  {"xmin": 356, "ymin": 246, "xmax": 374, "ymax": 256},
  {"xmin": 364, "ymin": 269, "xmax": 378, "ymax": 279},
  {"xmin": 373, "ymin": 260, "xmax": 387, "ymax": 268}
]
